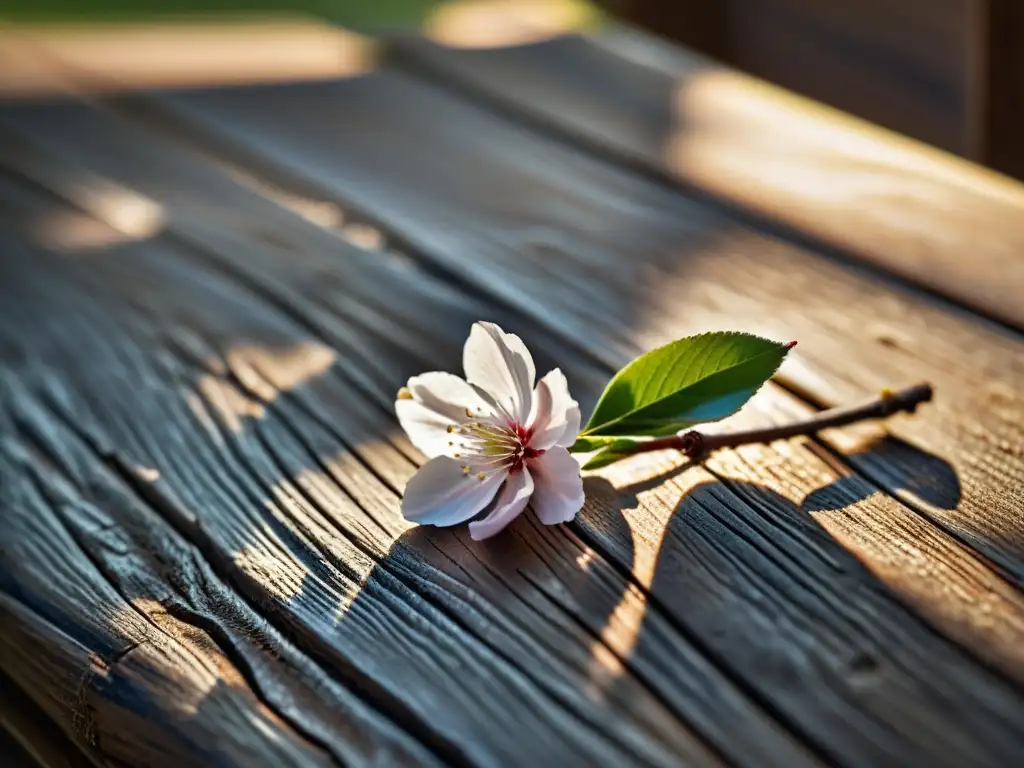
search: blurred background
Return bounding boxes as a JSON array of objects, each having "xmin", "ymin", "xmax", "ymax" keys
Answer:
[{"xmin": 3, "ymin": 0, "xmax": 1021, "ymax": 180}]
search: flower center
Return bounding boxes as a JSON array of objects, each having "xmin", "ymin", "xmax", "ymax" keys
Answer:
[{"xmin": 448, "ymin": 408, "xmax": 543, "ymax": 480}]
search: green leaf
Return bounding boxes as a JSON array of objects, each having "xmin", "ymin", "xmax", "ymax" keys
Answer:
[
  {"xmin": 582, "ymin": 332, "xmax": 794, "ymax": 438},
  {"xmin": 568, "ymin": 435, "xmax": 619, "ymax": 453},
  {"xmin": 581, "ymin": 439, "xmax": 640, "ymax": 470}
]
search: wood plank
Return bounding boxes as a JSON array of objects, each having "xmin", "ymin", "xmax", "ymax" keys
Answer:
[
  {"xmin": 0, "ymin": 373, "xmax": 449, "ymax": 766},
  {"xmin": 0, "ymin": 434, "xmax": 336, "ymax": 767},
  {"xmin": 0, "ymin": 21, "xmax": 375, "ymax": 97},
  {"xmin": 91, "ymin": 65, "xmax": 1024, "ymax": 590},
  {"xmin": 3, "ymin": 99, "xmax": 1024, "ymax": 765},
  {"xmin": 0, "ymin": 150, "xmax": 808, "ymax": 767},
  {"xmin": 389, "ymin": 26, "xmax": 1024, "ymax": 331}
]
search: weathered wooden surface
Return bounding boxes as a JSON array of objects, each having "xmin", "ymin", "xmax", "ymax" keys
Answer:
[
  {"xmin": 113, "ymin": 59, "xmax": 1024, "ymax": 586},
  {"xmin": 393, "ymin": 27, "xmax": 1024, "ymax": 331},
  {"xmin": 1, "ymin": 21, "xmax": 1023, "ymax": 768}
]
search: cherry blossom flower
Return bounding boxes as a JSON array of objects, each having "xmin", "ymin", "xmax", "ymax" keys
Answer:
[{"xmin": 396, "ymin": 322, "xmax": 584, "ymax": 540}]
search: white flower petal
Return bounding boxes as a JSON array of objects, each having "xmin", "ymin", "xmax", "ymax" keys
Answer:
[
  {"xmin": 395, "ymin": 400, "xmax": 456, "ymax": 458},
  {"xmin": 396, "ymin": 372, "xmax": 491, "ymax": 458},
  {"xmin": 463, "ymin": 322, "xmax": 535, "ymax": 424},
  {"xmin": 560, "ymin": 406, "xmax": 581, "ymax": 448},
  {"xmin": 405, "ymin": 371, "xmax": 492, "ymax": 421},
  {"xmin": 468, "ymin": 469, "xmax": 534, "ymax": 540},
  {"xmin": 402, "ymin": 456, "xmax": 504, "ymax": 527},
  {"xmin": 527, "ymin": 369, "xmax": 582, "ymax": 450},
  {"xmin": 528, "ymin": 447, "xmax": 584, "ymax": 526}
]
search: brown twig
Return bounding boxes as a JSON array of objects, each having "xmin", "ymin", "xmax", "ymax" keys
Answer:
[{"xmin": 617, "ymin": 383, "xmax": 933, "ymax": 462}]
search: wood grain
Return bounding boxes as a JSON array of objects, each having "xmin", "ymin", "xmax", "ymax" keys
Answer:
[
  {"xmin": 2, "ymin": 95, "xmax": 1023, "ymax": 765},
  {"xmin": 390, "ymin": 27, "xmax": 1024, "ymax": 331},
  {"xmin": 0, "ymin": 138, "xmax": 812, "ymax": 767},
  {"xmin": 0, "ymin": 435, "xmax": 336, "ymax": 768},
  {"xmin": 90, "ymin": 65, "xmax": 1024, "ymax": 590}
]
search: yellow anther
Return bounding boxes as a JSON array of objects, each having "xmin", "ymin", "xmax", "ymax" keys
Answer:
[
  {"xmin": 477, "ymin": 473, "xmax": 486, "ymax": 481},
  {"xmin": 446, "ymin": 424, "xmax": 455, "ymax": 433},
  {"xmin": 397, "ymin": 387, "xmax": 413, "ymax": 400},
  {"xmin": 453, "ymin": 453, "xmax": 460, "ymax": 458},
  {"xmin": 462, "ymin": 466, "xmax": 471, "ymax": 475},
  {"xmin": 880, "ymin": 387, "xmax": 895, "ymax": 400},
  {"xmin": 465, "ymin": 407, "xmax": 474, "ymax": 418},
  {"xmin": 448, "ymin": 441, "xmax": 454, "ymax": 446}
]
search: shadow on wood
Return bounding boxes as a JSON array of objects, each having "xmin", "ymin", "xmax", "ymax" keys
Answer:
[
  {"xmin": 2, "ymin": 54, "xmax": 1024, "ymax": 765},
  {"xmin": 802, "ymin": 438, "xmax": 962, "ymax": 513}
]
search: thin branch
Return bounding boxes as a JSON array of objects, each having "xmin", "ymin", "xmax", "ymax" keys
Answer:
[{"xmin": 616, "ymin": 383, "xmax": 933, "ymax": 462}]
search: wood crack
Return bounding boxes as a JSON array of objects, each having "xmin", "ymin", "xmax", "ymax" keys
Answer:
[
  {"xmin": 14, "ymin": 414, "xmax": 346, "ymax": 767},
  {"xmin": 13, "ymin": 386, "xmax": 449, "ymax": 768}
]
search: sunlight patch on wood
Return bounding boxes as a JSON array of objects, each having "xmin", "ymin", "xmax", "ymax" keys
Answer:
[
  {"xmin": 0, "ymin": 20, "xmax": 377, "ymax": 97},
  {"xmin": 195, "ymin": 373, "xmax": 266, "ymax": 435},
  {"xmin": 425, "ymin": 0, "xmax": 599, "ymax": 49},
  {"xmin": 665, "ymin": 68, "xmax": 1024, "ymax": 252},
  {"xmin": 131, "ymin": 597, "xmax": 249, "ymax": 688},
  {"xmin": 0, "ymin": 133, "xmax": 168, "ymax": 250},
  {"xmin": 319, "ymin": 503, "xmax": 412, "ymax": 624},
  {"xmin": 101, "ymin": 603, "xmax": 220, "ymax": 717},
  {"xmin": 701, "ymin": 390, "xmax": 1024, "ymax": 684},
  {"xmin": 26, "ymin": 198, "xmax": 165, "ymax": 252},
  {"xmin": 28, "ymin": 209, "xmax": 139, "ymax": 252},
  {"xmin": 224, "ymin": 341, "xmax": 336, "ymax": 403},
  {"xmin": 185, "ymin": 341, "xmax": 334, "ymax": 436},
  {"xmin": 585, "ymin": 454, "xmax": 681, "ymax": 678},
  {"xmin": 805, "ymin": 490, "xmax": 1013, "ymax": 634},
  {"xmin": 330, "ymin": 570, "xmax": 379, "ymax": 626},
  {"xmin": 220, "ymin": 164, "xmax": 345, "ymax": 230},
  {"xmin": 341, "ymin": 221, "xmax": 385, "ymax": 251},
  {"xmin": 268, "ymin": 454, "xmax": 414, "ymax": 626},
  {"xmin": 588, "ymin": 583, "xmax": 652, "ymax": 683},
  {"xmin": 234, "ymin": 541, "xmax": 310, "ymax": 604}
]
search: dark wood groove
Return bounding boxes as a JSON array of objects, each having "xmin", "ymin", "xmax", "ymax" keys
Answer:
[{"xmin": 12, "ymin": 385, "xmax": 447, "ymax": 768}]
